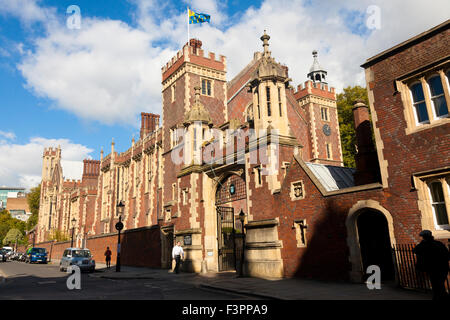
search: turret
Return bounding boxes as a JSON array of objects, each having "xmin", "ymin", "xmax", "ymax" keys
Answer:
[{"xmin": 247, "ymin": 31, "xmax": 292, "ymax": 137}]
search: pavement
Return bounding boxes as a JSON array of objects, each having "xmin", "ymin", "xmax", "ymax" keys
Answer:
[{"xmin": 88, "ymin": 263, "xmax": 432, "ymax": 300}]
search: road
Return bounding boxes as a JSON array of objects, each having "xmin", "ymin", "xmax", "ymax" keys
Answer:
[{"xmin": 0, "ymin": 261, "xmax": 258, "ymax": 300}]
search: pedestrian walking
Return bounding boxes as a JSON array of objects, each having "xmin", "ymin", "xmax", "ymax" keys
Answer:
[
  {"xmin": 413, "ymin": 230, "xmax": 449, "ymax": 301},
  {"xmin": 172, "ymin": 241, "xmax": 184, "ymax": 274},
  {"xmin": 104, "ymin": 246, "xmax": 112, "ymax": 269}
]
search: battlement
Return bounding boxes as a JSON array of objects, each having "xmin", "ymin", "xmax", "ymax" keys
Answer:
[
  {"xmin": 294, "ymin": 80, "xmax": 336, "ymax": 101},
  {"xmin": 161, "ymin": 39, "xmax": 226, "ymax": 83},
  {"xmin": 63, "ymin": 179, "xmax": 81, "ymax": 188}
]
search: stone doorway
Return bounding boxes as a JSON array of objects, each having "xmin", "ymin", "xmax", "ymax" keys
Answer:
[
  {"xmin": 161, "ymin": 226, "xmax": 174, "ymax": 269},
  {"xmin": 357, "ymin": 209, "xmax": 395, "ymax": 281},
  {"xmin": 215, "ymin": 173, "xmax": 247, "ymax": 272}
]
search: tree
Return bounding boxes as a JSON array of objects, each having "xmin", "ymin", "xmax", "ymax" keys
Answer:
[
  {"xmin": 2, "ymin": 228, "xmax": 23, "ymax": 246},
  {"xmin": 337, "ymin": 86, "xmax": 370, "ymax": 168},
  {"xmin": 26, "ymin": 184, "xmax": 41, "ymax": 231},
  {"xmin": 0, "ymin": 210, "xmax": 27, "ymax": 245},
  {"xmin": 49, "ymin": 229, "xmax": 69, "ymax": 242}
]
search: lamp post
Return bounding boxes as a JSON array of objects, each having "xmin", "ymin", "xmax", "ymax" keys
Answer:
[
  {"xmin": 115, "ymin": 201, "xmax": 125, "ymax": 272},
  {"xmin": 70, "ymin": 218, "xmax": 76, "ymax": 247},
  {"xmin": 238, "ymin": 209, "xmax": 246, "ymax": 277}
]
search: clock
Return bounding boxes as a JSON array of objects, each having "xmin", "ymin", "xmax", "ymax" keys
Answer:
[{"xmin": 323, "ymin": 124, "xmax": 331, "ymax": 136}]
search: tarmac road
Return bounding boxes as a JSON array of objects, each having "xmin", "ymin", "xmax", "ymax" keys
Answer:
[{"xmin": 0, "ymin": 260, "xmax": 258, "ymax": 300}]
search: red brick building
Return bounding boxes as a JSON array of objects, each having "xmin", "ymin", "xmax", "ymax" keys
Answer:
[{"xmin": 37, "ymin": 21, "xmax": 449, "ymax": 282}]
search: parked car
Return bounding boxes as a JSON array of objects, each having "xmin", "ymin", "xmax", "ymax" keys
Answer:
[
  {"xmin": 0, "ymin": 249, "xmax": 6, "ymax": 262},
  {"xmin": 60, "ymin": 248, "xmax": 95, "ymax": 272},
  {"xmin": 25, "ymin": 247, "xmax": 48, "ymax": 264},
  {"xmin": 2, "ymin": 247, "xmax": 13, "ymax": 259},
  {"xmin": 18, "ymin": 252, "xmax": 27, "ymax": 262}
]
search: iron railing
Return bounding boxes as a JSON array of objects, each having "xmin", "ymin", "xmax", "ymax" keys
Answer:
[{"xmin": 392, "ymin": 243, "xmax": 449, "ymax": 292}]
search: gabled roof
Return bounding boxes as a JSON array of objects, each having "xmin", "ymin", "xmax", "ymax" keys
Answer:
[
  {"xmin": 305, "ymin": 162, "xmax": 355, "ymax": 191},
  {"xmin": 293, "ymin": 155, "xmax": 382, "ymax": 196}
]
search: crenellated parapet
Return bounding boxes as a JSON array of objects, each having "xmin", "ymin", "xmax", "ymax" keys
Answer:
[
  {"xmin": 294, "ymin": 80, "xmax": 335, "ymax": 101},
  {"xmin": 161, "ymin": 39, "xmax": 226, "ymax": 84}
]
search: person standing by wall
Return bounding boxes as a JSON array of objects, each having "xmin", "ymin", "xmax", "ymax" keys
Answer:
[
  {"xmin": 104, "ymin": 246, "xmax": 112, "ymax": 269},
  {"xmin": 413, "ymin": 230, "xmax": 449, "ymax": 301},
  {"xmin": 172, "ymin": 241, "xmax": 184, "ymax": 274}
]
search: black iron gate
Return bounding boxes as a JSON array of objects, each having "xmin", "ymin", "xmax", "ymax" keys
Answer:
[
  {"xmin": 217, "ymin": 206, "xmax": 236, "ymax": 271},
  {"xmin": 392, "ymin": 243, "xmax": 450, "ymax": 292}
]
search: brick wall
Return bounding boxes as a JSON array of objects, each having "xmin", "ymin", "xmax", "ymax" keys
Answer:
[{"xmin": 19, "ymin": 226, "xmax": 161, "ymax": 268}]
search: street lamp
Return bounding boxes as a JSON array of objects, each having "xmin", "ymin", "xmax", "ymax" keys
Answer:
[
  {"xmin": 70, "ymin": 218, "xmax": 77, "ymax": 247},
  {"xmin": 238, "ymin": 209, "xmax": 246, "ymax": 277},
  {"xmin": 115, "ymin": 201, "xmax": 125, "ymax": 272}
]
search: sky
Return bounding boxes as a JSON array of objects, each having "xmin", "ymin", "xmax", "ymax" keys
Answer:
[{"xmin": 0, "ymin": 0, "xmax": 448, "ymax": 190}]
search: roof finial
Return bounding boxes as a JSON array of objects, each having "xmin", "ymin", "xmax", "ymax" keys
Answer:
[
  {"xmin": 194, "ymin": 86, "xmax": 201, "ymax": 103},
  {"xmin": 261, "ymin": 30, "xmax": 270, "ymax": 57}
]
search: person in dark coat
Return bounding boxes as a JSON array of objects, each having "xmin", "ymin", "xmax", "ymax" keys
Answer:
[
  {"xmin": 413, "ymin": 230, "xmax": 449, "ymax": 300},
  {"xmin": 104, "ymin": 247, "xmax": 112, "ymax": 269}
]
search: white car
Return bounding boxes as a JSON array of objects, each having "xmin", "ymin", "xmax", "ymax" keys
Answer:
[{"xmin": 2, "ymin": 247, "xmax": 13, "ymax": 259}]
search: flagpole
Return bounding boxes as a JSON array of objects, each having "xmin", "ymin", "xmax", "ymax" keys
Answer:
[{"xmin": 187, "ymin": 6, "xmax": 190, "ymax": 46}]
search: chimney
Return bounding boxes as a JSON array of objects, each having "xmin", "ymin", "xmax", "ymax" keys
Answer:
[
  {"xmin": 82, "ymin": 159, "xmax": 100, "ymax": 186},
  {"xmin": 189, "ymin": 38, "xmax": 202, "ymax": 54},
  {"xmin": 352, "ymin": 100, "xmax": 381, "ymax": 186},
  {"xmin": 140, "ymin": 113, "xmax": 160, "ymax": 139}
]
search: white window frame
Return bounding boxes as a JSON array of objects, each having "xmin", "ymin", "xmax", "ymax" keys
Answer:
[
  {"xmin": 409, "ymin": 81, "xmax": 430, "ymax": 125},
  {"xmin": 427, "ymin": 179, "xmax": 450, "ymax": 231},
  {"xmin": 426, "ymin": 74, "xmax": 449, "ymax": 119}
]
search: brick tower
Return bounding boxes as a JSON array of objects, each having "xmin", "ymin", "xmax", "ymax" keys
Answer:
[{"xmin": 294, "ymin": 51, "xmax": 343, "ymax": 166}]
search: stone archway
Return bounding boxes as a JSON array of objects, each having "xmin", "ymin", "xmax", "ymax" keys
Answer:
[
  {"xmin": 215, "ymin": 173, "xmax": 247, "ymax": 272},
  {"xmin": 346, "ymin": 200, "xmax": 396, "ymax": 282}
]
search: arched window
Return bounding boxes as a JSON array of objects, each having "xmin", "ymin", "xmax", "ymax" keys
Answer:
[
  {"xmin": 315, "ymin": 74, "xmax": 321, "ymax": 81},
  {"xmin": 429, "ymin": 180, "xmax": 449, "ymax": 228},
  {"xmin": 427, "ymin": 75, "xmax": 448, "ymax": 117},
  {"xmin": 409, "ymin": 82, "xmax": 429, "ymax": 124}
]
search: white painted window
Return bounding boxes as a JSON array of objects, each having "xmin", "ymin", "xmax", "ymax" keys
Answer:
[
  {"xmin": 428, "ymin": 179, "xmax": 449, "ymax": 230},
  {"xmin": 427, "ymin": 74, "xmax": 448, "ymax": 118},
  {"xmin": 201, "ymin": 79, "xmax": 212, "ymax": 96},
  {"xmin": 410, "ymin": 82, "xmax": 429, "ymax": 124}
]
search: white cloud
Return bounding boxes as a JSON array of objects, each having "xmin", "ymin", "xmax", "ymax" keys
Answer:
[
  {"xmin": 18, "ymin": 18, "xmax": 175, "ymax": 125},
  {"xmin": 0, "ymin": 136, "xmax": 93, "ymax": 191},
  {"xmin": 0, "ymin": 130, "xmax": 16, "ymax": 141},
  {"xmin": 14, "ymin": 0, "xmax": 450, "ymax": 127},
  {"xmin": 0, "ymin": 0, "xmax": 56, "ymax": 25}
]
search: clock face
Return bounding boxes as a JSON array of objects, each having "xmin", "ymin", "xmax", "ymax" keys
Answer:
[{"xmin": 323, "ymin": 124, "xmax": 331, "ymax": 136}]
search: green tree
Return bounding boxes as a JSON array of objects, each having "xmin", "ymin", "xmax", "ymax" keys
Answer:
[
  {"xmin": 2, "ymin": 228, "xmax": 23, "ymax": 246},
  {"xmin": 0, "ymin": 210, "xmax": 27, "ymax": 245},
  {"xmin": 26, "ymin": 184, "xmax": 40, "ymax": 231},
  {"xmin": 337, "ymin": 86, "xmax": 369, "ymax": 168},
  {"xmin": 49, "ymin": 229, "xmax": 69, "ymax": 242}
]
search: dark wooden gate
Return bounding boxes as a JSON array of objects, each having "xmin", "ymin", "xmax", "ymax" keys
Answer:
[{"xmin": 217, "ymin": 206, "xmax": 236, "ymax": 271}]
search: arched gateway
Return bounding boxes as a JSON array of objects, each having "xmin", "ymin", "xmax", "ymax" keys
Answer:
[{"xmin": 215, "ymin": 174, "xmax": 247, "ymax": 271}]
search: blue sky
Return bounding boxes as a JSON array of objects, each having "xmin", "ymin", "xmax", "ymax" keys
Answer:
[{"xmin": 0, "ymin": 0, "xmax": 448, "ymax": 189}]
